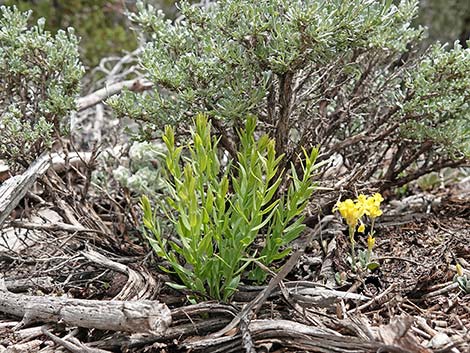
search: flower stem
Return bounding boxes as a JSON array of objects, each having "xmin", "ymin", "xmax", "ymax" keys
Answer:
[
  {"xmin": 349, "ymin": 226, "xmax": 356, "ymax": 271},
  {"xmin": 370, "ymin": 218, "xmax": 376, "ymax": 238},
  {"xmin": 367, "ymin": 218, "xmax": 376, "ymax": 261}
]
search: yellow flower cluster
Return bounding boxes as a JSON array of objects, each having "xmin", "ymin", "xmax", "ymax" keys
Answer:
[
  {"xmin": 333, "ymin": 193, "xmax": 384, "ymax": 231},
  {"xmin": 333, "ymin": 193, "xmax": 384, "ymax": 271},
  {"xmin": 363, "ymin": 193, "xmax": 384, "ymax": 219},
  {"xmin": 333, "ymin": 199, "xmax": 364, "ymax": 229}
]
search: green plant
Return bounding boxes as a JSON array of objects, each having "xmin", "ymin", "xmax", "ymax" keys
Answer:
[
  {"xmin": 357, "ymin": 234, "xmax": 380, "ymax": 272},
  {"xmin": 142, "ymin": 114, "xmax": 319, "ymax": 301},
  {"xmin": 0, "ymin": 6, "xmax": 83, "ymax": 170},
  {"xmin": 416, "ymin": 172, "xmax": 441, "ymax": 191},
  {"xmin": 112, "ymin": 141, "xmax": 167, "ymax": 196},
  {"xmin": 110, "ymin": 0, "xmax": 469, "ymax": 201},
  {"xmin": 454, "ymin": 263, "xmax": 470, "ymax": 294}
]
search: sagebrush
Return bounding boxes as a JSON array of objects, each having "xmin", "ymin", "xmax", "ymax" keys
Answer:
[
  {"xmin": 0, "ymin": 6, "xmax": 83, "ymax": 170},
  {"xmin": 111, "ymin": 0, "xmax": 469, "ymax": 205}
]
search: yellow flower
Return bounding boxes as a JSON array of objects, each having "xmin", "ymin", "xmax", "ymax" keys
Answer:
[
  {"xmin": 364, "ymin": 193, "xmax": 383, "ymax": 219},
  {"xmin": 367, "ymin": 234, "xmax": 375, "ymax": 251},
  {"xmin": 358, "ymin": 223, "xmax": 365, "ymax": 233},
  {"xmin": 357, "ymin": 194, "xmax": 367, "ymax": 205},
  {"xmin": 373, "ymin": 193, "xmax": 384, "ymax": 203},
  {"xmin": 333, "ymin": 198, "xmax": 365, "ymax": 229}
]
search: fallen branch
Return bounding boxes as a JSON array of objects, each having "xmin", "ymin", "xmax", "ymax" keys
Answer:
[
  {"xmin": 183, "ymin": 319, "xmax": 381, "ymax": 352},
  {"xmin": 8, "ymin": 220, "xmax": 107, "ymax": 235},
  {"xmin": 0, "ymin": 339, "xmax": 42, "ymax": 353},
  {"xmin": 0, "ymin": 283, "xmax": 171, "ymax": 334},
  {"xmin": 82, "ymin": 249, "xmax": 159, "ymax": 300},
  {"xmin": 42, "ymin": 327, "xmax": 112, "ymax": 353},
  {"xmin": 4, "ymin": 276, "xmax": 53, "ymax": 292},
  {"xmin": 0, "ymin": 153, "xmax": 51, "ymax": 227}
]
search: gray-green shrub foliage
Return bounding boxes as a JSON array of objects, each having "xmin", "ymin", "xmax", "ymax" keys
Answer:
[
  {"xmin": 110, "ymin": 0, "xmax": 469, "ymax": 193},
  {"xmin": 112, "ymin": 141, "xmax": 167, "ymax": 195},
  {"xmin": 0, "ymin": 6, "xmax": 83, "ymax": 169}
]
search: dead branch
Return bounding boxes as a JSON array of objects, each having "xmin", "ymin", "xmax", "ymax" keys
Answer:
[
  {"xmin": 4, "ymin": 277, "xmax": 53, "ymax": 292},
  {"xmin": 0, "ymin": 339, "xmax": 42, "ymax": 353},
  {"xmin": 82, "ymin": 250, "xmax": 160, "ymax": 300},
  {"xmin": 0, "ymin": 287, "xmax": 171, "ymax": 334},
  {"xmin": 77, "ymin": 79, "xmax": 153, "ymax": 111},
  {"xmin": 0, "ymin": 153, "xmax": 51, "ymax": 227},
  {"xmin": 8, "ymin": 221, "xmax": 107, "ymax": 235},
  {"xmin": 41, "ymin": 327, "xmax": 112, "ymax": 353}
]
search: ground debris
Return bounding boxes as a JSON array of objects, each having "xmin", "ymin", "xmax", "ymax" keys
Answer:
[{"xmin": 0, "ymin": 165, "xmax": 469, "ymax": 352}]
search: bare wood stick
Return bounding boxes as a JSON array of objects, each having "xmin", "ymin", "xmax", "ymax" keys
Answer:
[
  {"xmin": 291, "ymin": 287, "xmax": 370, "ymax": 309},
  {"xmin": 8, "ymin": 220, "xmax": 107, "ymax": 235},
  {"xmin": 349, "ymin": 283, "xmax": 397, "ymax": 314},
  {"xmin": 182, "ymin": 319, "xmax": 378, "ymax": 351},
  {"xmin": 0, "ymin": 321, "xmax": 18, "ymax": 330},
  {"xmin": 41, "ymin": 327, "xmax": 112, "ymax": 353},
  {"xmin": 82, "ymin": 250, "xmax": 159, "ymax": 301},
  {"xmin": 77, "ymin": 79, "xmax": 153, "ymax": 111},
  {"xmin": 0, "ymin": 289, "xmax": 171, "ymax": 334},
  {"xmin": 0, "ymin": 153, "xmax": 51, "ymax": 227},
  {"xmin": 14, "ymin": 324, "xmax": 52, "ymax": 340},
  {"xmin": 422, "ymin": 282, "xmax": 459, "ymax": 298},
  {"xmin": 1, "ymin": 340, "xmax": 42, "ymax": 353},
  {"xmin": 4, "ymin": 276, "xmax": 53, "ymax": 292}
]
